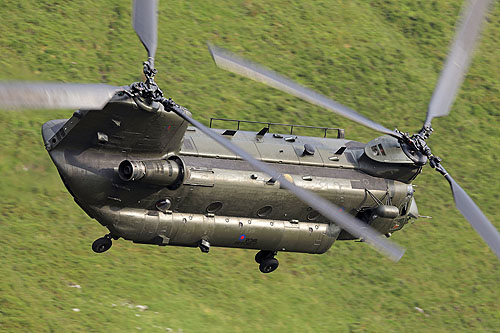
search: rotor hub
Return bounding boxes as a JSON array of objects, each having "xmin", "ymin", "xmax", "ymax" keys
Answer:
[
  {"xmin": 130, "ymin": 58, "xmax": 164, "ymax": 103},
  {"xmin": 396, "ymin": 125, "xmax": 449, "ymax": 175}
]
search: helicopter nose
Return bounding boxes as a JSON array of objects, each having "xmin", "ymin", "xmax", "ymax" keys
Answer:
[
  {"xmin": 408, "ymin": 198, "xmax": 419, "ymax": 219},
  {"xmin": 407, "ymin": 184, "xmax": 414, "ymax": 196}
]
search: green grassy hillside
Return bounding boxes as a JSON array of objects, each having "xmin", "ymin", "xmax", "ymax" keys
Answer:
[{"xmin": 0, "ymin": 1, "xmax": 499, "ymax": 332}]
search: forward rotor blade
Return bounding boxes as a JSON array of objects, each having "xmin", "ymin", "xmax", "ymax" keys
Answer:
[
  {"xmin": 425, "ymin": 0, "xmax": 494, "ymax": 127},
  {"xmin": 208, "ymin": 44, "xmax": 401, "ymax": 139},
  {"xmin": 133, "ymin": 0, "xmax": 158, "ymax": 60},
  {"xmin": 0, "ymin": 82, "xmax": 120, "ymax": 110},
  {"xmin": 441, "ymin": 167, "xmax": 500, "ymax": 259},
  {"xmin": 167, "ymin": 102, "xmax": 405, "ymax": 262}
]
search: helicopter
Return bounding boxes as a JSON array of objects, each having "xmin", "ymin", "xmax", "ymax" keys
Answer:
[{"xmin": 0, "ymin": 0, "xmax": 498, "ymax": 274}]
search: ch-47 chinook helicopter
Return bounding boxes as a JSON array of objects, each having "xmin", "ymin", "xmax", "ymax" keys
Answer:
[{"xmin": 0, "ymin": 0, "xmax": 499, "ymax": 274}]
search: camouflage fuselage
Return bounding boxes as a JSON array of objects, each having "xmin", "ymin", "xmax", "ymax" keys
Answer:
[{"xmin": 42, "ymin": 96, "xmax": 420, "ymax": 254}]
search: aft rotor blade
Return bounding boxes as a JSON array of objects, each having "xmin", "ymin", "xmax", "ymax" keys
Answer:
[
  {"xmin": 208, "ymin": 44, "xmax": 401, "ymax": 139},
  {"xmin": 133, "ymin": 0, "xmax": 158, "ymax": 60},
  {"xmin": 0, "ymin": 82, "xmax": 120, "ymax": 110},
  {"xmin": 167, "ymin": 102, "xmax": 405, "ymax": 262},
  {"xmin": 425, "ymin": 0, "xmax": 493, "ymax": 127},
  {"xmin": 441, "ymin": 167, "xmax": 500, "ymax": 259}
]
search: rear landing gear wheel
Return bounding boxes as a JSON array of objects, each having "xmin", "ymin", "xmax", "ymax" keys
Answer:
[
  {"xmin": 92, "ymin": 237, "xmax": 112, "ymax": 253},
  {"xmin": 259, "ymin": 257, "xmax": 279, "ymax": 274},
  {"xmin": 255, "ymin": 250, "xmax": 274, "ymax": 264}
]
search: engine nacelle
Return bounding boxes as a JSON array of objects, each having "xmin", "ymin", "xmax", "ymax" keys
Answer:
[{"xmin": 118, "ymin": 159, "xmax": 182, "ymax": 186}]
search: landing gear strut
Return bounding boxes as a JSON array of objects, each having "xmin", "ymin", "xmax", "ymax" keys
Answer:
[
  {"xmin": 92, "ymin": 234, "xmax": 113, "ymax": 253},
  {"xmin": 255, "ymin": 250, "xmax": 279, "ymax": 273}
]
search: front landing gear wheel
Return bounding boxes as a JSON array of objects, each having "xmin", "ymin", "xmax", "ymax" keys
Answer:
[
  {"xmin": 92, "ymin": 237, "xmax": 112, "ymax": 253},
  {"xmin": 255, "ymin": 250, "xmax": 274, "ymax": 264},
  {"xmin": 259, "ymin": 257, "xmax": 279, "ymax": 274}
]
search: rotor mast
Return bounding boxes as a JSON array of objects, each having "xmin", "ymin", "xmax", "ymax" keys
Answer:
[{"xmin": 132, "ymin": 0, "xmax": 163, "ymax": 102}]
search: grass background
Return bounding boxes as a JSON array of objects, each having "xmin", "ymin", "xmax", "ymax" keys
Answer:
[{"xmin": 0, "ymin": 0, "xmax": 499, "ymax": 331}]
